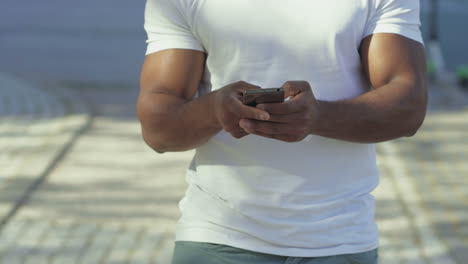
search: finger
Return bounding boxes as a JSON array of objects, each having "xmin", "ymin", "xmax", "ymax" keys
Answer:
[
  {"xmin": 235, "ymin": 81, "xmax": 266, "ymax": 105},
  {"xmin": 234, "ymin": 81, "xmax": 261, "ymax": 93},
  {"xmin": 256, "ymin": 99, "xmax": 302, "ymax": 115},
  {"xmin": 233, "ymin": 100, "xmax": 270, "ymax": 120},
  {"xmin": 231, "ymin": 130, "xmax": 249, "ymax": 139},
  {"xmin": 266, "ymin": 112, "xmax": 305, "ymax": 123},
  {"xmin": 239, "ymin": 119, "xmax": 292, "ymax": 134},
  {"xmin": 281, "ymin": 80, "xmax": 311, "ymax": 97},
  {"xmin": 226, "ymin": 81, "xmax": 262, "ymax": 101}
]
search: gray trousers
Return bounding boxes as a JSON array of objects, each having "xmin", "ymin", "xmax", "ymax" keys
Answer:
[{"xmin": 172, "ymin": 241, "xmax": 378, "ymax": 264}]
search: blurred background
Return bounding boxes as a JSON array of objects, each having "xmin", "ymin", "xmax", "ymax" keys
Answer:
[{"xmin": 0, "ymin": 0, "xmax": 467, "ymax": 263}]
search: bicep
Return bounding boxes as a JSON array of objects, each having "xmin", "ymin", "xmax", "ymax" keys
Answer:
[
  {"xmin": 140, "ymin": 49, "xmax": 206, "ymax": 99},
  {"xmin": 138, "ymin": 49, "xmax": 206, "ymax": 123},
  {"xmin": 141, "ymin": 0, "xmax": 206, "ymax": 105},
  {"xmin": 359, "ymin": 33, "xmax": 427, "ymax": 90}
]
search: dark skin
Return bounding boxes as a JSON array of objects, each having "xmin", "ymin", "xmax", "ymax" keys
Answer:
[
  {"xmin": 137, "ymin": 33, "xmax": 427, "ymax": 153},
  {"xmin": 239, "ymin": 34, "xmax": 427, "ymax": 143}
]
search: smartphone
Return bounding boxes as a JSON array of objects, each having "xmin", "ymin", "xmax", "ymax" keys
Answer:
[{"xmin": 242, "ymin": 88, "xmax": 284, "ymax": 107}]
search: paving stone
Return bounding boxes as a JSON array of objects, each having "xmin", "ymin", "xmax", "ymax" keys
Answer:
[
  {"xmin": 128, "ymin": 229, "xmax": 163, "ymax": 264},
  {"xmin": 76, "ymin": 223, "xmax": 122, "ymax": 264},
  {"xmin": 0, "ymin": 219, "xmax": 31, "ymax": 259},
  {"xmin": 49, "ymin": 222, "xmax": 98, "ymax": 264},
  {"xmin": 0, "ymin": 219, "xmax": 50, "ymax": 264},
  {"xmin": 14, "ymin": 219, "xmax": 52, "ymax": 263},
  {"xmin": 105, "ymin": 226, "xmax": 144, "ymax": 263},
  {"xmin": 21, "ymin": 220, "xmax": 74, "ymax": 264}
]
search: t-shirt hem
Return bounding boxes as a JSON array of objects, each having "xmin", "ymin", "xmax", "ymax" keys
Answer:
[
  {"xmin": 145, "ymin": 40, "xmax": 205, "ymax": 55},
  {"xmin": 175, "ymin": 227, "xmax": 379, "ymax": 258}
]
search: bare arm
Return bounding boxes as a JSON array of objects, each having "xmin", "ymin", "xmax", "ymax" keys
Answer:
[
  {"xmin": 137, "ymin": 49, "xmax": 270, "ymax": 153},
  {"xmin": 312, "ymin": 33, "xmax": 428, "ymax": 142},
  {"xmin": 240, "ymin": 33, "xmax": 428, "ymax": 143},
  {"xmin": 137, "ymin": 49, "xmax": 218, "ymax": 153}
]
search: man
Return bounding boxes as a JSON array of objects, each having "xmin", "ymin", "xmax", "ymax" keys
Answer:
[{"xmin": 138, "ymin": 0, "xmax": 427, "ymax": 263}]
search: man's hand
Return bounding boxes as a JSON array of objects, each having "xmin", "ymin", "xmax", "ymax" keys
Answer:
[
  {"xmin": 239, "ymin": 81, "xmax": 319, "ymax": 142},
  {"xmin": 214, "ymin": 81, "xmax": 271, "ymax": 139},
  {"xmin": 240, "ymin": 34, "xmax": 427, "ymax": 144}
]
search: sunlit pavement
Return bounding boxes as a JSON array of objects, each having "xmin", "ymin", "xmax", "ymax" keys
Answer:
[
  {"xmin": 0, "ymin": 74, "xmax": 467, "ymax": 263},
  {"xmin": 374, "ymin": 81, "xmax": 468, "ymax": 264},
  {"xmin": 0, "ymin": 73, "xmax": 90, "ymax": 225}
]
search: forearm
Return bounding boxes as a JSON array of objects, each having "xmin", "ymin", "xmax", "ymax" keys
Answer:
[
  {"xmin": 138, "ymin": 91, "xmax": 222, "ymax": 153},
  {"xmin": 312, "ymin": 81, "xmax": 427, "ymax": 143}
]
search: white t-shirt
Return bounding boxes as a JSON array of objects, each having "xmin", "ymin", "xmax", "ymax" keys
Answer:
[{"xmin": 144, "ymin": 0, "xmax": 423, "ymax": 257}]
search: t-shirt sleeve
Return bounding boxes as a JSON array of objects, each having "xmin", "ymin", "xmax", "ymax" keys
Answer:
[
  {"xmin": 144, "ymin": 0, "xmax": 205, "ymax": 55},
  {"xmin": 363, "ymin": 0, "xmax": 424, "ymax": 44}
]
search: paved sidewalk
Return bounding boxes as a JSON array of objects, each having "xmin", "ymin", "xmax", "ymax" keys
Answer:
[
  {"xmin": 0, "ymin": 73, "xmax": 90, "ymax": 225},
  {"xmin": 0, "ymin": 74, "xmax": 467, "ymax": 264},
  {"xmin": 375, "ymin": 81, "xmax": 468, "ymax": 264}
]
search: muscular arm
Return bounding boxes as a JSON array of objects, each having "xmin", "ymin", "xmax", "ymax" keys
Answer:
[
  {"xmin": 311, "ymin": 33, "xmax": 428, "ymax": 143},
  {"xmin": 137, "ymin": 49, "xmax": 269, "ymax": 153},
  {"xmin": 240, "ymin": 33, "xmax": 428, "ymax": 143},
  {"xmin": 137, "ymin": 49, "xmax": 220, "ymax": 153}
]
